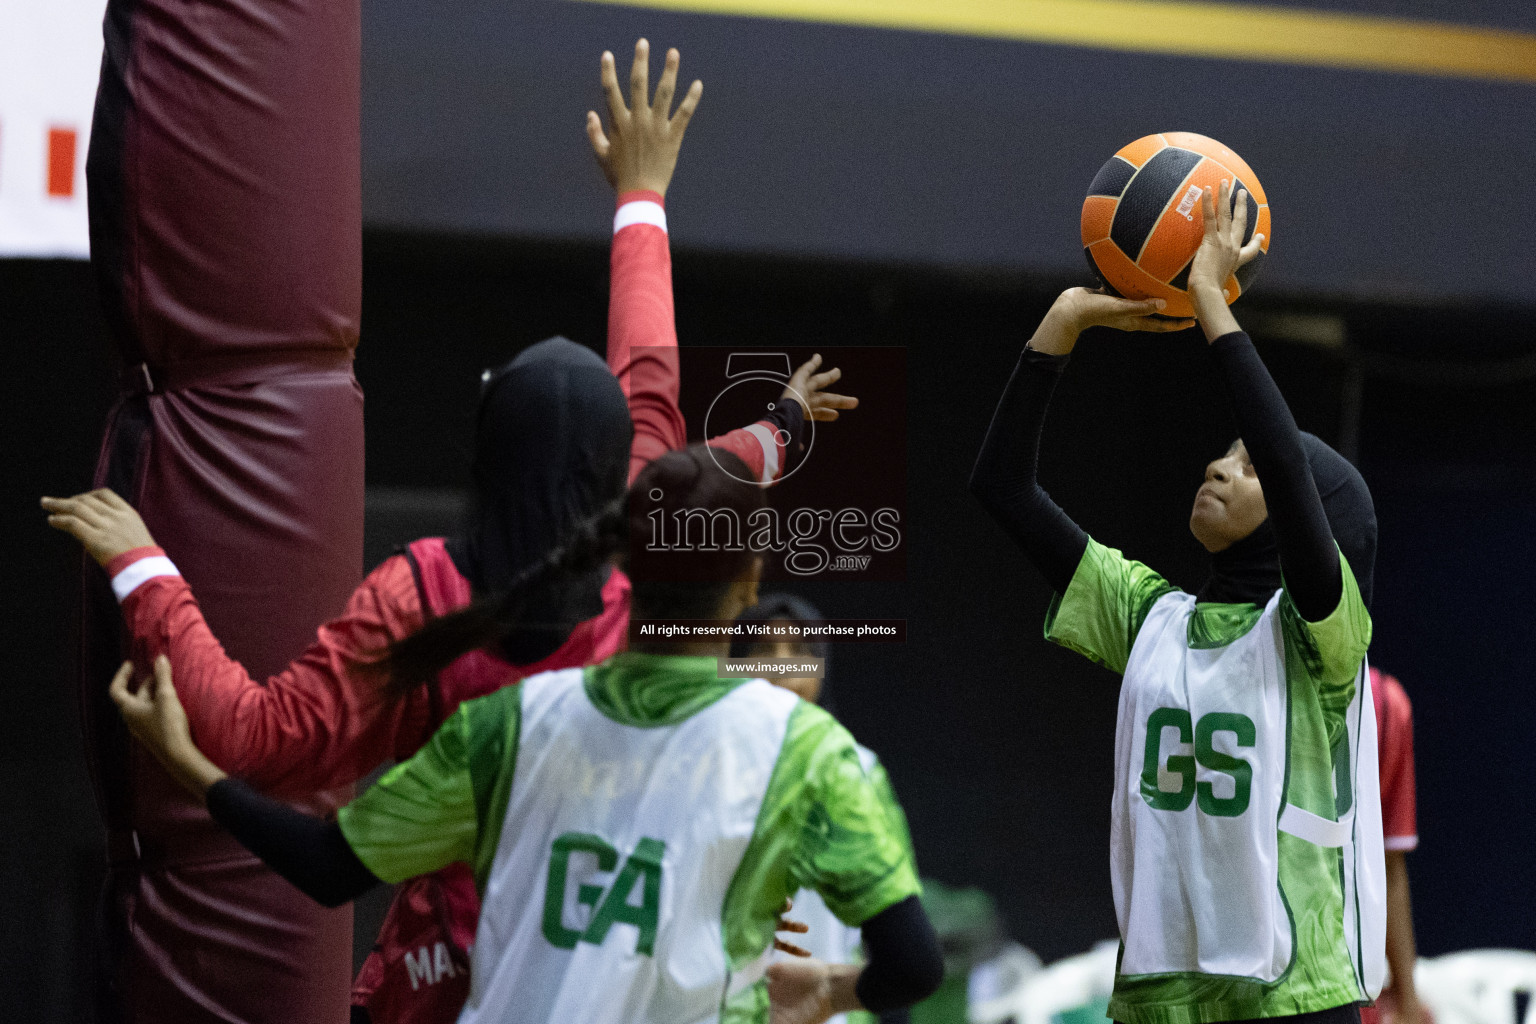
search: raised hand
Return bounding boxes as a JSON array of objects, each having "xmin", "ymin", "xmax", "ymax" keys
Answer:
[
  {"xmin": 1026, "ymin": 287, "xmax": 1195, "ymax": 355},
  {"xmin": 1066, "ymin": 287, "xmax": 1195, "ymax": 334},
  {"xmin": 41, "ymin": 488, "xmax": 156, "ymax": 566},
  {"xmin": 586, "ymin": 38, "xmax": 703, "ymax": 197},
  {"xmin": 1187, "ymin": 179, "xmax": 1265, "ymax": 341},
  {"xmin": 780, "ymin": 354, "xmax": 859, "ymax": 423}
]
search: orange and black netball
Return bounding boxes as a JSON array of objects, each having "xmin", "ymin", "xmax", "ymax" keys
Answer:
[{"xmin": 1081, "ymin": 132, "xmax": 1271, "ymax": 318}]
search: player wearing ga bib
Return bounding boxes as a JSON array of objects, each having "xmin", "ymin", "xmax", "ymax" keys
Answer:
[
  {"xmin": 972, "ymin": 197, "xmax": 1385, "ymax": 1024},
  {"xmin": 109, "ymin": 446, "xmax": 941, "ymax": 1024},
  {"xmin": 333, "ymin": 655, "xmax": 921, "ymax": 1024}
]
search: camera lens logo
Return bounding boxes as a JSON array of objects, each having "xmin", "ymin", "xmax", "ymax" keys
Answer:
[{"xmin": 704, "ymin": 353, "xmax": 815, "ymax": 485}]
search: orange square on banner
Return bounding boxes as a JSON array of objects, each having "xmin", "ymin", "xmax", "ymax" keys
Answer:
[{"xmin": 48, "ymin": 128, "xmax": 78, "ymax": 197}]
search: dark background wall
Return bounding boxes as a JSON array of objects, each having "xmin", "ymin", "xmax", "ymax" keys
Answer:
[
  {"xmin": 361, "ymin": 0, "xmax": 1536, "ymax": 303},
  {"xmin": 8, "ymin": 227, "xmax": 1535, "ymax": 1019}
]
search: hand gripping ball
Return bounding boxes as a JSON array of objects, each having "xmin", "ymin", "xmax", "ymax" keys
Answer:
[{"xmin": 1081, "ymin": 132, "xmax": 1270, "ymax": 318}]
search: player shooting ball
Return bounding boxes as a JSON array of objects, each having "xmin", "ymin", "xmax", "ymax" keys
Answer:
[{"xmin": 972, "ymin": 183, "xmax": 1385, "ymax": 1024}]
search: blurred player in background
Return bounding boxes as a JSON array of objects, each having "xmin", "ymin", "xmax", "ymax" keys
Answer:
[
  {"xmin": 106, "ymin": 445, "xmax": 944, "ymax": 1024},
  {"xmin": 1363, "ymin": 667, "xmax": 1425, "ymax": 1024},
  {"xmin": 732, "ymin": 593, "xmax": 917, "ymax": 1024},
  {"xmin": 972, "ymin": 184, "xmax": 1384, "ymax": 1024}
]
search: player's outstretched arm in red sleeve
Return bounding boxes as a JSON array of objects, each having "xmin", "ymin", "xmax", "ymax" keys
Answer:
[
  {"xmin": 704, "ymin": 353, "xmax": 858, "ymax": 485},
  {"xmin": 609, "ymin": 189, "xmax": 684, "ymax": 480},
  {"xmin": 586, "ymin": 39, "xmax": 698, "ymax": 483},
  {"xmin": 587, "ymin": 41, "xmax": 857, "ymax": 485},
  {"xmin": 43, "ymin": 489, "xmax": 427, "ymax": 796}
]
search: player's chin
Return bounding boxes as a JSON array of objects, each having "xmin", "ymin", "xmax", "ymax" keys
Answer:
[{"xmin": 1188, "ymin": 506, "xmax": 1227, "ymax": 552}]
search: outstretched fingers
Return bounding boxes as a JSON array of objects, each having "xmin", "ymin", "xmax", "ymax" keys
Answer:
[
  {"xmin": 672, "ymin": 79, "xmax": 702, "ymax": 135},
  {"xmin": 652, "ymin": 47, "xmax": 679, "ymax": 116},
  {"xmin": 808, "ymin": 365, "xmax": 842, "ymax": 392},
  {"xmin": 629, "ymin": 38, "xmax": 651, "ymax": 116},
  {"xmin": 42, "ymin": 493, "xmax": 104, "ymax": 525},
  {"xmin": 586, "ymin": 111, "xmax": 611, "ymax": 160},
  {"xmin": 600, "ymin": 50, "xmax": 627, "ymax": 123}
]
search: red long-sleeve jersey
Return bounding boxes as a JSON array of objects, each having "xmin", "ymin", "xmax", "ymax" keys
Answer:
[{"xmin": 110, "ymin": 192, "xmax": 792, "ymax": 797}]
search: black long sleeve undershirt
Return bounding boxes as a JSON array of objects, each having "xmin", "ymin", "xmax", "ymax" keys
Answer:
[
  {"xmin": 970, "ymin": 332, "xmax": 1340, "ymax": 618},
  {"xmin": 968, "ymin": 346, "xmax": 1088, "ymax": 595},
  {"xmin": 857, "ymin": 895, "xmax": 945, "ymax": 1012},
  {"xmin": 1208, "ymin": 332, "xmax": 1341, "ymax": 621},
  {"xmin": 206, "ymin": 778, "xmax": 381, "ymax": 907}
]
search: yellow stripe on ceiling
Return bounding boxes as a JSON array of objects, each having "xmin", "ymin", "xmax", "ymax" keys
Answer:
[{"xmin": 573, "ymin": 0, "xmax": 1536, "ymax": 85}]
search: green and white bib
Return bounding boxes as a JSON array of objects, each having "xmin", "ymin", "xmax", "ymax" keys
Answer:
[
  {"xmin": 1046, "ymin": 540, "xmax": 1383, "ymax": 1024},
  {"xmin": 337, "ymin": 653, "xmax": 919, "ymax": 1024}
]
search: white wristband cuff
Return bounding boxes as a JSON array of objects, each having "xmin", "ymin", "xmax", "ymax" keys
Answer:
[
  {"xmin": 614, "ymin": 200, "xmax": 667, "ymax": 235},
  {"xmin": 112, "ymin": 556, "xmax": 181, "ymax": 603},
  {"xmin": 743, "ymin": 423, "xmax": 781, "ymax": 484}
]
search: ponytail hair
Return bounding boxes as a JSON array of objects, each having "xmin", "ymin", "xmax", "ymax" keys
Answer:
[
  {"xmin": 369, "ymin": 442, "xmax": 765, "ymax": 694},
  {"xmin": 370, "ymin": 496, "xmax": 628, "ymax": 696}
]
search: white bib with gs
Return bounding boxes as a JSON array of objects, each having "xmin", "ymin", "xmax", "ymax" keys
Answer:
[{"xmin": 1112, "ymin": 590, "xmax": 1384, "ymax": 995}]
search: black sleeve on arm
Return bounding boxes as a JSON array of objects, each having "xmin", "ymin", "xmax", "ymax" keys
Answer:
[
  {"xmin": 762, "ymin": 396, "xmax": 806, "ymax": 475},
  {"xmin": 1210, "ymin": 331, "xmax": 1341, "ymax": 620},
  {"xmin": 206, "ymin": 778, "xmax": 382, "ymax": 908},
  {"xmin": 969, "ymin": 346, "xmax": 1090, "ymax": 594},
  {"xmin": 856, "ymin": 895, "xmax": 944, "ymax": 1013}
]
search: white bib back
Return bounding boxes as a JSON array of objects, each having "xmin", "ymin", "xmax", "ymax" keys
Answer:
[{"xmin": 459, "ymin": 669, "xmax": 798, "ymax": 1024}]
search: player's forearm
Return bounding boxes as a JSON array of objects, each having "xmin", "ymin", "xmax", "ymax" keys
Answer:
[
  {"xmin": 856, "ymin": 895, "xmax": 945, "ymax": 1012},
  {"xmin": 206, "ymin": 778, "xmax": 382, "ymax": 907},
  {"xmin": 160, "ymin": 736, "xmax": 229, "ymax": 799},
  {"xmin": 114, "ymin": 555, "xmax": 274, "ymax": 770},
  {"xmin": 1207, "ymin": 331, "xmax": 1340, "ymax": 619},
  {"xmin": 609, "ymin": 191, "xmax": 687, "ymax": 481},
  {"xmin": 969, "ymin": 345, "xmax": 1089, "ymax": 594},
  {"xmin": 1385, "ymin": 851, "xmax": 1420, "ymax": 1000},
  {"xmin": 706, "ymin": 399, "xmax": 805, "ymax": 485},
  {"xmin": 115, "ymin": 552, "xmax": 413, "ymax": 793}
]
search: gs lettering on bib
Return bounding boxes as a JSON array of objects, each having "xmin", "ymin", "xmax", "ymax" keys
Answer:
[{"xmin": 1113, "ymin": 590, "xmax": 1292, "ymax": 983}]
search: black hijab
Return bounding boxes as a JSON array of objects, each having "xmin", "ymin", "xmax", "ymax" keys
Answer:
[
  {"xmin": 730, "ymin": 593, "xmax": 835, "ymax": 713},
  {"xmin": 1198, "ymin": 432, "xmax": 1377, "ymax": 609},
  {"xmin": 445, "ymin": 337, "xmax": 633, "ymax": 664}
]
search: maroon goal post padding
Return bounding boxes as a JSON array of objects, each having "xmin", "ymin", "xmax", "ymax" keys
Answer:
[{"xmin": 81, "ymin": 0, "xmax": 365, "ymax": 1018}]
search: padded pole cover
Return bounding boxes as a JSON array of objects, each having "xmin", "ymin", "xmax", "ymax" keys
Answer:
[{"xmin": 82, "ymin": 0, "xmax": 364, "ymax": 1018}]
